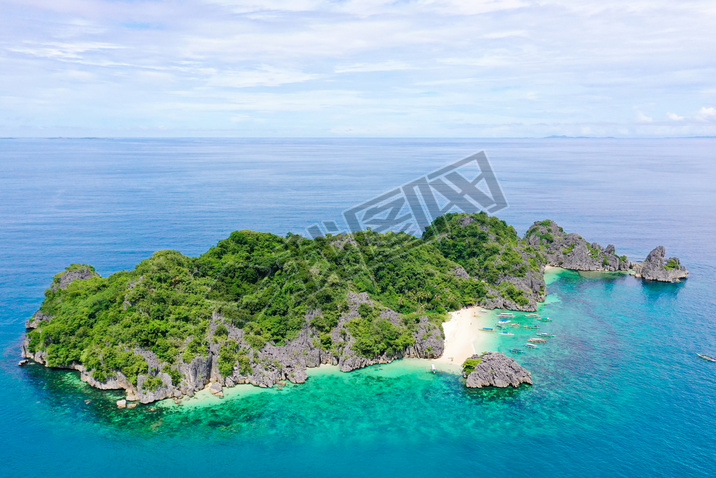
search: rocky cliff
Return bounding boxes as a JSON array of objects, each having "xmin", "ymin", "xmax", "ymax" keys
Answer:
[
  {"xmin": 631, "ymin": 246, "xmax": 689, "ymax": 282},
  {"xmin": 462, "ymin": 352, "xmax": 532, "ymax": 388},
  {"xmin": 22, "ymin": 277, "xmax": 445, "ymax": 404},
  {"xmin": 525, "ymin": 220, "xmax": 629, "ymax": 271}
]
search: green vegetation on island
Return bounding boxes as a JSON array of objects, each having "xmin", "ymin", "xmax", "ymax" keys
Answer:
[{"xmin": 21, "ymin": 212, "xmax": 639, "ymax": 402}]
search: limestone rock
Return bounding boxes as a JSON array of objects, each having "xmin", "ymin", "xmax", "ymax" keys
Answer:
[
  {"xmin": 463, "ymin": 352, "xmax": 532, "ymax": 389},
  {"xmin": 25, "ymin": 312, "xmax": 52, "ymax": 329},
  {"xmin": 116, "ymin": 399, "xmax": 127, "ymax": 409},
  {"xmin": 525, "ymin": 220, "xmax": 629, "ymax": 272},
  {"xmin": 209, "ymin": 381, "xmax": 224, "ymax": 398},
  {"xmin": 50, "ymin": 266, "xmax": 99, "ymax": 292},
  {"xmin": 631, "ymin": 246, "xmax": 688, "ymax": 282}
]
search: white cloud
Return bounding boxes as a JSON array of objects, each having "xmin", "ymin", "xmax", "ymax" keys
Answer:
[
  {"xmin": 697, "ymin": 106, "xmax": 716, "ymax": 121},
  {"xmin": 2, "ymin": 0, "xmax": 716, "ymax": 136},
  {"xmin": 208, "ymin": 67, "xmax": 321, "ymax": 88},
  {"xmin": 334, "ymin": 61, "xmax": 413, "ymax": 74},
  {"xmin": 636, "ymin": 111, "xmax": 653, "ymax": 123}
]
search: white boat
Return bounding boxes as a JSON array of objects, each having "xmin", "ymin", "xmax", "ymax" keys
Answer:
[
  {"xmin": 525, "ymin": 343, "xmax": 538, "ymax": 349},
  {"xmin": 431, "ymin": 364, "xmax": 437, "ymax": 373},
  {"xmin": 697, "ymin": 354, "xmax": 716, "ymax": 362},
  {"xmin": 499, "ymin": 331, "xmax": 514, "ymax": 336}
]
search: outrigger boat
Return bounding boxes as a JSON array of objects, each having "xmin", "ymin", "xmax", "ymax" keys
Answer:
[
  {"xmin": 510, "ymin": 323, "xmax": 521, "ymax": 328},
  {"xmin": 526, "ymin": 313, "xmax": 540, "ymax": 318},
  {"xmin": 510, "ymin": 348, "xmax": 524, "ymax": 354},
  {"xmin": 697, "ymin": 354, "xmax": 716, "ymax": 362},
  {"xmin": 431, "ymin": 364, "xmax": 437, "ymax": 373},
  {"xmin": 525, "ymin": 343, "xmax": 538, "ymax": 349},
  {"xmin": 499, "ymin": 331, "xmax": 515, "ymax": 336},
  {"xmin": 523, "ymin": 325, "xmax": 539, "ymax": 330},
  {"xmin": 528, "ymin": 338, "xmax": 547, "ymax": 344},
  {"xmin": 498, "ymin": 319, "xmax": 511, "ymax": 324},
  {"xmin": 536, "ymin": 333, "xmax": 555, "ymax": 338},
  {"xmin": 497, "ymin": 312, "xmax": 515, "ymax": 318},
  {"xmin": 480, "ymin": 327, "xmax": 495, "ymax": 332},
  {"xmin": 538, "ymin": 317, "xmax": 552, "ymax": 322}
]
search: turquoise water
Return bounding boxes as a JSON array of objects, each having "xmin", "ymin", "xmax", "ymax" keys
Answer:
[{"xmin": 1, "ymin": 139, "xmax": 715, "ymax": 476}]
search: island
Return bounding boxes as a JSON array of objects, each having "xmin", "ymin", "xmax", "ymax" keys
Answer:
[
  {"xmin": 462, "ymin": 352, "xmax": 533, "ymax": 388},
  {"xmin": 20, "ymin": 213, "xmax": 688, "ymax": 403}
]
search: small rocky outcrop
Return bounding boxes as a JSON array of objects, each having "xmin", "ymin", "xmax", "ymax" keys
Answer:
[
  {"xmin": 525, "ymin": 220, "xmax": 629, "ymax": 271},
  {"xmin": 25, "ymin": 311, "xmax": 52, "ymax": 329},
  {"xmin": 631, "ymin": 246, "xmax": 688, "ymax": 282},
  {"xmin": 462, "ymin": 352, "xmax": 533, "ymax": 388},
  {"xmin": 50, "ymin": 265, "xmax": 99, "ymax": 292},
  {"xmin": 209, "ymin": 382, "xmax": 224, "ymax": 398}
]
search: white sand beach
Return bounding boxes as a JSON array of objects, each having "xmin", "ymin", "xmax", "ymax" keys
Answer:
[{"xmin": 433, "ymin": 306, "xmax": 497, "ymax": 367}]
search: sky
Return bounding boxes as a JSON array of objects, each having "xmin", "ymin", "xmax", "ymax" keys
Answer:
[{"xmin": 1, "ymin": 0, "xmax": 715, "ymax": 137}]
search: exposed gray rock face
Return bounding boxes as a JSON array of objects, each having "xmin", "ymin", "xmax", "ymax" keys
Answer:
[
  {"xmin": 525, "ymin": 220, "xmax": 629, "ymax": 271},
  {"xmin": 631, "ymin": 246, "xmax": 689, "ymax": 282},
  {"xmin": 134, "ymin": 373, "xmax": 175, "ymax": 403},
  {"xmin": 50, "ymin": 266, "xmax": 99, "ymax": 292},
  {"xmin": 80, "ymin": 370, "xmax": 130, "ymax": 391},
  {"xmin": 209, "ymin": 382, "xmax": 224, "ymax": 397},
  {"xmin": 25, "ymin": 311, "xmax": 52, "ymax": 329},
  {"xmin": 453, "ymin": 266, "xmax": 470, "ymax": 279},
  {"xmin": 463, "ymin": 352, "xmax": 533, "ymax": 388},
  {"xmin": 481, "ymin": 268, "xmax": 545, "ymax": 312}
]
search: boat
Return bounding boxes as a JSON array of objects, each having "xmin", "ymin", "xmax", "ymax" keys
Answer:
[
  {"xmin": 526, "ymin": 313, "xmax": 540, "ymax": 318},
  {"xmin": 431, "ymin": 364, "xmax": 437, "ymax": 373},
  {"xmin": 510, "ymin": 348, "xmax": 524, "ymax": 354},
  {"xmin": 523, "ymin": 325, "xmax": 539, "ymax": 330},
  {"xmin": 510, "ymin": 323, "xmax": 521, "ymax": 328},
  {"xmin": 528, "ymin": 338, "xmax": 547, "ymax": 343},
  {"xmin": 480, "ymin": 327, "xmax": 495, "ymax": 332},
  {"xmin": 538, "ymin": 317, "xmax": 552, "ymax": 322},
  {"xmin": 499, "ymin": 331, "xmax": 514, "ymax": 336},
  {"xmin": 497, "ymin": 312, "xmax": 515, "ymax": 318},
  {"xmin": 525, "ymin": 343, "xmax": 538, "ymax": 349},
  {"xmin": 536, "ymin": 333, "xmax": 555, "ymax": 338},
  {"xmin": 697, "ymin": 354, "xmax": 716, "ymax": 362},
  {"xmin": 498, "ymin": 319, "xmax": 511, "ymax": 324}
]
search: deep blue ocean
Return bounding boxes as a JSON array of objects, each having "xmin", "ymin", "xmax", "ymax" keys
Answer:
[{"xmin": 1, "ymin": 138, "xmax": 715, "ymax": 477}]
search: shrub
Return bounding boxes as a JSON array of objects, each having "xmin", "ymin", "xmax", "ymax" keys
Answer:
[{"xmin": 462, "ymin": 358, "xmax": 482, "ymax": 375}]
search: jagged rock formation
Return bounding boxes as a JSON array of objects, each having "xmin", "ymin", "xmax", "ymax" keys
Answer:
[
  {"xmin": 25, "ymin": 311, "xmax": 52, "ymax": 329},
  {"xmin": 462, "ymin": 352, "xmax": 532, "ymax": 388},
  {"xmin": 50, "ymin": 265, "xmax": 99, "ymax": 292},
  {"xmin": 22, "ymin": 290, "xmax": 445, "ymax": 404},
  {"xmin": 525, "ymin": 220, "xmax": 629, "ymax": 271},
  {"xmin": 631, "ymin": 246, "xmax": 689, "ymax": 282}
]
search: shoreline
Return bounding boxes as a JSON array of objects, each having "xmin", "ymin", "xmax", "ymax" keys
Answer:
[{"xmin": 432, "ymin": 306, "xmax": 497, "ymax": 370}]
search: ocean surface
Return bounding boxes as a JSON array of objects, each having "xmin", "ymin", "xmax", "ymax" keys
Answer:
[{"xmin": 1, "ymin": 138, "xmax": 715, "ymax": 477}]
